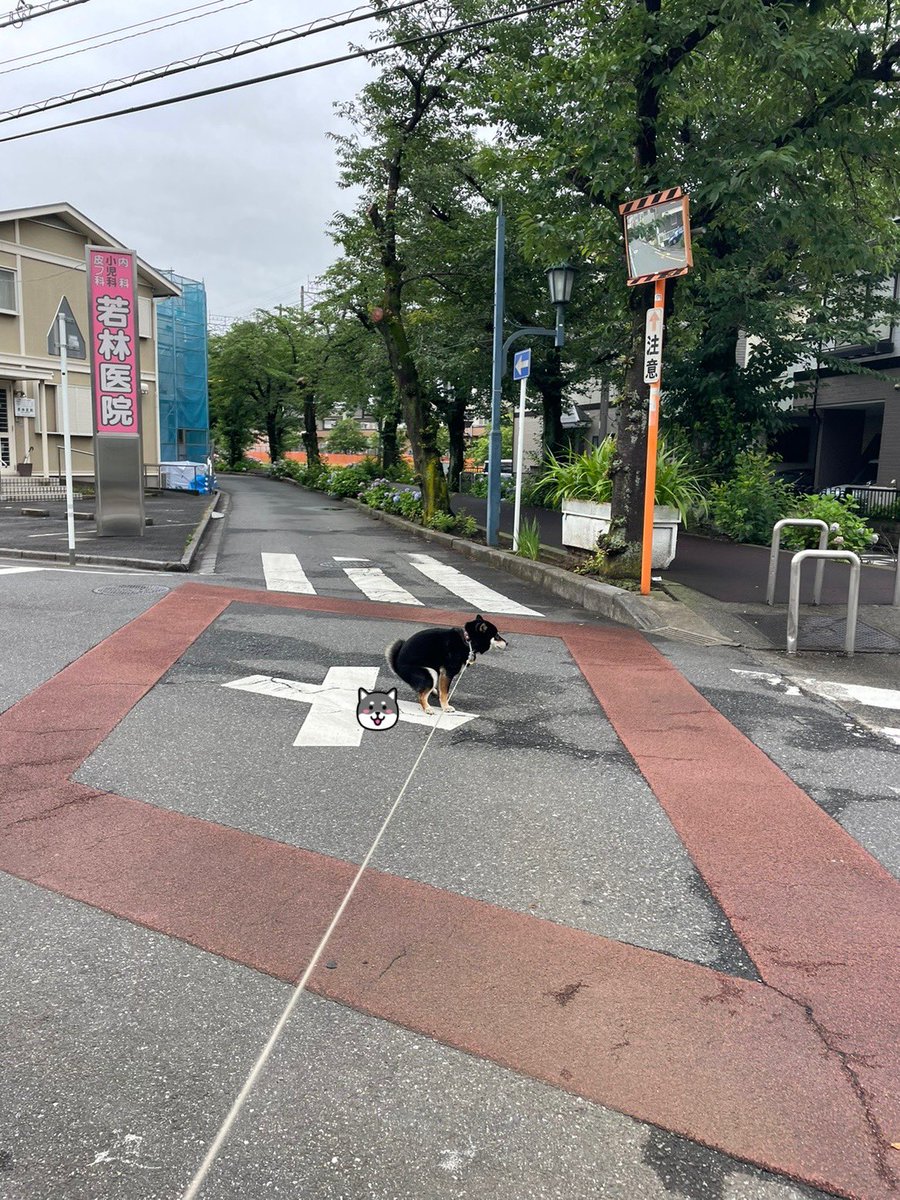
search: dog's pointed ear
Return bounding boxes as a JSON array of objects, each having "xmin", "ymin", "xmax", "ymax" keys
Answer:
[
  {"xmin": 388, "ymin": 688, "xmax": 397, "ymax": 700},
  {"xmin": 358, "ymin": 688, "xmax": 368, "ymax": 702},
  {"xmin": 474, "ymin": 614, "xmax": 483, "ymax": 621}
]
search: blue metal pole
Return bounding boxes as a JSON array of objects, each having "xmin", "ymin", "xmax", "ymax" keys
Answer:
[{"xmin": 487, "ymin": 202, "xmax": 505, "ymax": 547}]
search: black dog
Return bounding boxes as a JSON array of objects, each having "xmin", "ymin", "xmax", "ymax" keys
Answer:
[{"xmin": 385, "ymin": 615, "xmax": 508, "ymax": 715}]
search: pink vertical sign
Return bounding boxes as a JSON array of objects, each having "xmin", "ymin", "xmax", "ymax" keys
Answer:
[{"xmin": 86, "ymin": 248, "xmax": 141, "ymax": 436}]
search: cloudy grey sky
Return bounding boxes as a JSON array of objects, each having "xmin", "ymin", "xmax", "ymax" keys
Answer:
[{"xmin": 1, "ymin": 0, "xmax": 376, "ymax": 320}]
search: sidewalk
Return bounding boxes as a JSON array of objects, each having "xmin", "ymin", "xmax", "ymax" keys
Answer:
[{"xmin": 0, "ymin": 487, "xmax": 220, "ymax": 571}]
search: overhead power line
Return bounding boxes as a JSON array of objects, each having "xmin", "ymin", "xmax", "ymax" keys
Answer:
[
  {"xmin": 0, "ymin": 0, "xmax": 253, "ymax": 76},
  {"xmin": 0, "ymin": 0, "xmax": 577, "ymax": 144},
  {"xmin": 0, "ymin": 0, "xmax": 90, "ymax": 31},
  {"xmin": 0, "ymin": 1, "xmax": 431, "ymax": 124}
]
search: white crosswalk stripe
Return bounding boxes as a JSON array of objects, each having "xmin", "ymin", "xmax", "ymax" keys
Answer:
[
  {"xmin": 405, "ymin": 552, "xmax": 542, "ymax": 616},
  {"xmin": 341, "ymin": 565, "xmax": 421, "ymax": 605},
  {"xmin": 261, "ymin": 552, "xmax": 316, "ymax": 595},
  {"xmin": 259, "ymin": 550, "xmax": 541, "ymax": 614}
]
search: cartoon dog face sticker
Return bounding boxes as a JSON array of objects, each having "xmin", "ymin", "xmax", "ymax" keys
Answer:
[{"xmin": 356, "ymin": 687, "xmax": 400, "ymax": 732}]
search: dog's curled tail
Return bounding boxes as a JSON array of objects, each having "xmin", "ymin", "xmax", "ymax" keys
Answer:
[{"xmin": 385, "ymin": 638, "xmax": 404, "ymax": 675}]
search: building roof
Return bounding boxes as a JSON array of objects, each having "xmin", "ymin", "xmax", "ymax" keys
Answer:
[{"xmin": 0, "ymin": 203, "xmax": 181, "ymax": 299}]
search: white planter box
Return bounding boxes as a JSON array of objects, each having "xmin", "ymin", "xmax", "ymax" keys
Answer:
[{"xmin": 561, "ymin": 499, "xmax": 681, "ymax": 569}]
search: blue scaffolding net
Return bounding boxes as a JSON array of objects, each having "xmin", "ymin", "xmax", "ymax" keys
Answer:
[{"xmin": 156, "ymin": 273, "xmax": 211, "ymax": 478}]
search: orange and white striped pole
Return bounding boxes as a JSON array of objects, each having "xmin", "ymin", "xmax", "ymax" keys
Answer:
[{"xmin": 640, "ymin": 278, "xmax": 666, "ymax": 596}]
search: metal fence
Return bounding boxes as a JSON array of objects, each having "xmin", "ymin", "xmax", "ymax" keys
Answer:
[{"xmin": 829, "ymin": 485, "xmax": 900, "ymax": 518}]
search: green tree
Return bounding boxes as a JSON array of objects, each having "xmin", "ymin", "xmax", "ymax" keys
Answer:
[
  {"xmin": 484, "ymin": 0, "xmax": 900, "ymax": 571},
  {"xmin": 328, "ymin": 1, "xmax": 494, "ymax": 519},
  {"xmin": 208, "ymin": 310, "xmax": 306, "ymax": 464},
  {"xmin": 326, "ymin": 416, "xmax": 371, "ymax": 453},
  {"xmin": 209, "ymin": 333, "xmax": 255, "ymax": 467}
]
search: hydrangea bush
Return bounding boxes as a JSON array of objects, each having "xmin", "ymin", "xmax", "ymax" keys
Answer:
[
  {"xmin": 270, "ymin": 459, "xmax": 479, "ymax": 538},
  {"xmin": 780, "ymin": 493, "xmax": 880, "ymax": 555}
]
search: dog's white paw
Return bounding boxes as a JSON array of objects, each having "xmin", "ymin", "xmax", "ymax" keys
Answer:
[
  {"xmin": 424, "ymin": 707, "xmax": 435, "ymax": 716},
  {"xmin": 441, "ymin": 704, "xmax": 456, "ymax": 714}
]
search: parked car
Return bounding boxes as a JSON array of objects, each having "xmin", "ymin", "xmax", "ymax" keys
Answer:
[
  {"xmin": 482, "ymin": 459, "xmax": 515, "ymax": 479},
  {"xmin": 775, "ymin": 468, "xmax": 815, "ymax": 493}
]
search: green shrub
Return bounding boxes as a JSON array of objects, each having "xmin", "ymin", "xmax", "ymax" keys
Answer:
[
  {"xmin": 515, "ymin": 518, "xmax": 541, "ymax": 559},
  {"xmin": 324, "ymin": 464, "xmax": 374, "ymax": 498},
  {"xmin": 539, "ymin": 436, "xmax": 707, "ymax": 522},
  {"xmin": 383, "ymin": 460, "xmax": 416, "ymax": 483},
  {"xmin": 709, "ymin": 450, "xmax": 793, "ymax": 544},
  {"xmin": 465, "ymin": 476, "xmax": 488, "ymax": 497},
  {"xmin": 358, "ymin": 479, "xmax": 425, "ymax": 522},
  {"xmin": 395, "ymin": 491, "xmax": 424, "ymax": 523},
  {"xmin": 359, "ymin": 480, "xmax": 396, "ymax": 509},
  {"xmin": 519, "ymin": 476, "xmax": 560, "ymax": 510},
  {"xmin": 781, "ymin": 493, "xmax": 879, "ymax": 556},
  {"xmin": 452, "ymin": 513, "xmax": 478, "ymax": 537},
  {"xmin": 298, "ymin": 461, "xmax": 329, "ymax": 489},
  {"xmin": 426, "ymin": 511, "xmax": 456, "ymax": 532},
  {"xmin": 269, "ymin": 458, "xmax": 301, "ymax": 481}
]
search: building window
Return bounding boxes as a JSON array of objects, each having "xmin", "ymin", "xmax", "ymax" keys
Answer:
[
  {"xmin": 138, "ymin": 295, "xmax": 152, "ymax": 339},
  {"xmin": 0, "ymin": 268, "xmax": 16, "ymax": 314}
]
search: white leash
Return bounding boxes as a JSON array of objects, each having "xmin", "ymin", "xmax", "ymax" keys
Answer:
[{"xmin": 180, "ymin": 657, "xmax": 471, "ymax": 1200}]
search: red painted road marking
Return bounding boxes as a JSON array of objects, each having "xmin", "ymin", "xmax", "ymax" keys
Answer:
[
  {"xmin": 566, "ymin": 628, "xmax": 900, "ymax": 1153},
  {"xmin": 1, "ymin": 583, "xmax": 898, "ymax": 1198}
]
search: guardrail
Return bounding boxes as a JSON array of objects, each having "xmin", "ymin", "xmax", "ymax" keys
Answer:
[
  {"xmin": 767, "ymin": 519, "xmax": 829, "ymax": 606},
  {"xmin": 787, "ymin": 550, "xmax": 861, "ymax": 655}
]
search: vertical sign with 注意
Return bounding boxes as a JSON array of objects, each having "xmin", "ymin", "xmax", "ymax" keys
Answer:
[
  {"xmin": 619, "ymin": 187, "xmax": 692, "ymax": 595},
  {"xmin": 86, "ymin": 246, "xmax": 144, "ymax": 536}
]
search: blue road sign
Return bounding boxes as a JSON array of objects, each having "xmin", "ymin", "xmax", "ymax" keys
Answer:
[{"xmin": 512, "ymin": 348, "xmax": 531, "ymax": 381}]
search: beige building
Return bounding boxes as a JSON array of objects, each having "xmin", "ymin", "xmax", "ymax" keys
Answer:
[{"xmin": 0, "ymin": 203, "xmax": 180, "ymax": 482}]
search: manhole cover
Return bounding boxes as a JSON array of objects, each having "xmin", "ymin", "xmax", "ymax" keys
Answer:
[
  {"xmin": 93, "ymin": 584, "xmax": 171, "ymax": 596},
  {"xmin": 747, "ymin": 611, "xmax": 900, "ymax": 653}
]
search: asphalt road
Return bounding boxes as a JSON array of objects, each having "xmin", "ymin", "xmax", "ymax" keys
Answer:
[{"xmin": 1, "ymin": 473, "xmax": 897, "ymax": 1200}]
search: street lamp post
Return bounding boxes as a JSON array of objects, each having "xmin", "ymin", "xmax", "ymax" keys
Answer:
[{"xmin": 486, "ymin": 215, "xmax": 575, "ymax": 547}]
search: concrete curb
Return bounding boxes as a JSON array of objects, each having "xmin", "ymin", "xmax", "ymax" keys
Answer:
[
  {"xmin": 179, "ymin": 490, "xmax": 222, "ymax": 571},
  {"xmin": 0, "ymin": 490, "xmax": 221, "ymax": 574}
]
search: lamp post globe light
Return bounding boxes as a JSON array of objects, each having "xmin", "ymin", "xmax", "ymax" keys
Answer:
[
  {"xmin": 486, "ymin": 217, "xmax": 577, "ymax": 546},
  {"xmin": 547, "ymin": 263, "xmax": 576, "ymax": 306}
]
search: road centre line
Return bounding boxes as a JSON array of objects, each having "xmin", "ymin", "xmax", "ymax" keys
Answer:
[
  {"xmin": 406, "ymin": 551, "xmax": 542, "ymax": 616},
  {"xmin": 261, "ymin": 552, "xmax": 316, "ymax": 595}
]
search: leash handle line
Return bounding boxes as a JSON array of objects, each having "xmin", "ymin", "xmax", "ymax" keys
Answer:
[{"xmin": 180, "ymin": 660, "xmax": 470, "ymax": 1199}]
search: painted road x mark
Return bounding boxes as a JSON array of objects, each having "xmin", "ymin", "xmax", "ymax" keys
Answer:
[
  {"xmin": 0, "ymin": 565, "xmax": 44, "ymax": 574},
  {"xmin": 223, "ymin": 669, "xmax": 477, "ymax": 747}
]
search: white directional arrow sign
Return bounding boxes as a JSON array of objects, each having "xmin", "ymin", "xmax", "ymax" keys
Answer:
[{"xmin": 222, "ymin": 667, "xmax": 478, "ymax": 748}]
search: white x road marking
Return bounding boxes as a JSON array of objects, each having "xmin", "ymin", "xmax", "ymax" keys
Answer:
[{"xmin": 223, "ymin": 668, "xmax": 477, "ymax": 747}]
